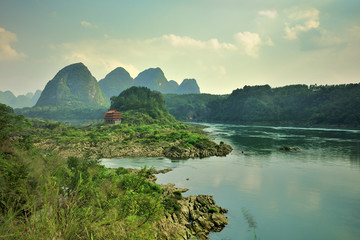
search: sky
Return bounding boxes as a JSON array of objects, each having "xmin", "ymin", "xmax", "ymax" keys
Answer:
[{"xmin": 0, "ymin": 0, "xmax": 359, "ymax": 95}]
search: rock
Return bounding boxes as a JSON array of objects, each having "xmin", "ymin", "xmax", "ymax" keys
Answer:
[
  {"xmin": 280, "ymin": 146, "xmax": 291, "ymax": 151},
  {"xmin": 163, "ymin": 142, "xmax": 232, "ymax": 159},
  {"xmin": 155, "ymin": 168, "xmax": 173, "ymax": 174},
  {"xmin": 198, "ymin": 216, "xmax": 214, "ymax": 230},
  {"xmin": 280, "ymin": 146, "xmax": 300, "ymax": 151},
  {"xmin": 156, "ymin": 182, "xmax": 228, "ymax": 239},
  {"xmin": 211, "ymin": 212, "xmax": 228, "ymax": 229}
]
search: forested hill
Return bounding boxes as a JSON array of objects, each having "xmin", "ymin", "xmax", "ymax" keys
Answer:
[
  {"xmin": 110, "ymin": 86, "xmax": 176, "ymax": 125},
  {"xmin": 164, "ymin": 84, "xmax": 360, "ymax": 128}
]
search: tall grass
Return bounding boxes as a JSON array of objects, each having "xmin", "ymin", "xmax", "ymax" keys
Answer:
[{"xmin": 1, "ymin": 144, "xmax": 165, "ymax": 239}]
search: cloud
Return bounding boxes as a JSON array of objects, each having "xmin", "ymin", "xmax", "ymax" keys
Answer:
[
  {"xmin": 152, "ymin": 34, "xmax": 237, "ymax": 51},
  {"xmin": 234, "ymin": 32, "xmax": 272, "ymax": 57},
  {"xmin": 57, "ymin": 31, "xmax": 273, "ymax": 83},
  {"xmin": 0, "ymin": 28, "xmax": 26, "ymax": 61},
  {"xmin": 258, "ymin": 10, "xmax": 278, "ymax": 19},
  {"xmin": 80, "ymin": 20, "xmax": 96, "ymax": 28},
  {"xmin": 284, "ymin": 8, "xmax": 320, "ymax": 40},
  {"xmin": 59, "ymin": 34, "xmax": 237, "ymax": 79},
  {"xmin": 62, "ymin": 46, "xmax": 139, "ymax": 78}
]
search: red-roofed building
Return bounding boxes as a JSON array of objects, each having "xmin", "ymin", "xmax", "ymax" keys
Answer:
[{"xmin": 103, "ymin": 110, "xmax": 123, "ymax": 124}]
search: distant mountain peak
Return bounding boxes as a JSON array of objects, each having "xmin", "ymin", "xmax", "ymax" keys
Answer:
[
  {"xmin": 98, "ymin": 67, "xmax": 134, "ymax": 99},
  {"xmin": 35, "ymin": 62, "xmax": 108, "ymax": 108},
  {"xmin": 177, "ymin": 78, "xmax": 200, "ymax": 94},
  {"xmin": 106, "ymin": 67, "xmax": 132, "ymax": 78},
  {"xmin": 134, "ymin": 67, "xmax": 168, "ymax": 91}
]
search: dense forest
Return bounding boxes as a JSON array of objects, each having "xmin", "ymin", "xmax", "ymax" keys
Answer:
[
  {"xmin": 164, "ymin": 94, "xmax": 226, "ymax": 122},
  {"xmin": 110, "ymin": 86, "xmax": 176, "ymax": 125},
  {"xmin": 165, "ymin": 84, "xmax": 360, "ymax": 128}
]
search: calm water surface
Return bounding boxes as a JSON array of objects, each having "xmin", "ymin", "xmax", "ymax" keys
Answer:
[{"xmin": 101, "ymin": 123, "xmax": 360, "ymax": 240}]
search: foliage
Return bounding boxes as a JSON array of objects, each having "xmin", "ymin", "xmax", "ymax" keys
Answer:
[
  {"xmin": 164, "ymin": 93, "xmax": 226, "ymax": 121},
  {"xmin": 173, "ymin": 191, "xmax": 182, "ymax": 200},
  {"xmin": 1, "ymin": 106, "xmax": 185, "ymax": 239},
  {"xmin": 0, "ymin": 101, "xmax": 231, "ymax": 238},
  {"xmin": 28, "ymin": 116, "xmax": 219, "ymax": 160},
  {"xmin": 35, "ymin": 63, "xmax": 109, "ymax": 108},
  {"xmin": 165, "ymin": 84, "xmax": 360, "ymax": 127},
  {"xmin": 110, "ymin": 86, "xmax": 177, "ymax": 125},
  {"xmin": 208, "ymin": 207, "xmax": 218, "ymax": 213}
]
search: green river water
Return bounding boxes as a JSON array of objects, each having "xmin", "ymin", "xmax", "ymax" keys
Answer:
[{"xmin": 101, "ymin": 123, "xmax": 360, "ymax": 240}]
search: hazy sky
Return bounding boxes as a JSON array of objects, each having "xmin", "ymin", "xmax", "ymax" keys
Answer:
[{"xmin": 1, "ymin": 0, "xmax": 359, "ymax": 95}]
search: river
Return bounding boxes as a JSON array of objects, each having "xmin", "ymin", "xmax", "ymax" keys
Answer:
[{"xmin": 101, "ymin": 123, "xmax": 360, "ymax": 240}]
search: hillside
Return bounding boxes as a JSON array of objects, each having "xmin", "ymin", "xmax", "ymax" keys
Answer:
[
  {"xmin": 110, "ymin": 86, "xmax": 176, "ymax": 125},
  {"xmin": 36, "ymin": 63, "xmax": 108, "ymax": 108},
  {"xmin": 98, "ymin": 67, "xmax": 134, "ymax": 99},
  {"xmin": 164, "ymin": 93, "xmax": 226, "ymax": 121}
]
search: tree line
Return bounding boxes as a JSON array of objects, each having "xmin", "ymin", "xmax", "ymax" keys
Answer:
[{"xmin": 164, "ymin": 84, "xmax": 360, "ymax": 127}]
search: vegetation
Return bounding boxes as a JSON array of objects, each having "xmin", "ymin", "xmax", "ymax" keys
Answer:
[
  {"xmin": 0, "ymin": 103, "xmax": 186, "ymax": 239},
  {"xmin": 35, "ymin": 63, "xmax": 109, "ymax": 108},
  {"xmin": 164, "ymin": 93, "xmax": 226, "ymax": 121},
  {"xmin": 13, "ymin": 87, "xmax": 231, "ymax": 160},
  {"xmin": 110, "ymin": 86, "xmax": 177, "ymax": 125},
  {"xmin": 165, "ymin": 84, "xmax": 360, "ymax": 127},
  {"xmin": 98, "ymin": 67, "xmax": 134, "ymax": 99},
  {"xmin": 29, "ymin": 118, "xmax": 224, "ymax": 160}
]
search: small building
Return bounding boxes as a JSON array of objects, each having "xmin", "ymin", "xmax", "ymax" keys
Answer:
[{"xmin": 103, "ymin": 110, "xmax": 123, "ymax": 124}]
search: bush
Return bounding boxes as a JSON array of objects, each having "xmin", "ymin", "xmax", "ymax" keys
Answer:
[
  {"xmin": 208, "ymin": 207, "xmax": 219, "ymax": 213},
  {"xmin": 115, "ymin": 167, "xmax": 129, "ymax": 175},
  {"xmin": 173, "ymin": 191, "xmax": 182, "ymax": 200}
]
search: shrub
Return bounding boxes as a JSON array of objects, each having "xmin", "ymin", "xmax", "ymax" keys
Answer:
[
  {"xmin": 208, "ymin": 207, "xmax": 219, "ymax": 213},
  {"xmin": 173, "ymin": 191, "xmax": 182, "ymax": 200}
]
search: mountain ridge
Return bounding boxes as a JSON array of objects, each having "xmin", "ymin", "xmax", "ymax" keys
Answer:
[
  {"xmin": 0, "ymin": 90, "xmax": 42, "ymax": 108},
  {"xmin": 99, "ymin": 66, "xmax": 201, "ymax": 98}
]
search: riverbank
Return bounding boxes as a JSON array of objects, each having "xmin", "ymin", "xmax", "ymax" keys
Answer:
[{"xmin": 32, "ymin": 120, "xmax": 233, "ymax": 159}]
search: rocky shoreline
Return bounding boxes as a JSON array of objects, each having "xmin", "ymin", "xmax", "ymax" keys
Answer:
[
  {"xmin": 156, "ymin": 183, "xmax": 228, "ymax": 240},
  {"xmin": 130, "ymin": 169, "xmax": 229, "ymax": 240},
  {"xmin": 35, "ymin": 139, "xmax": 233, "ymax": 160}
]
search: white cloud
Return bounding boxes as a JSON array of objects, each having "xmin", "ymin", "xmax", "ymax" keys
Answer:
[
  {"xmin": 234, "ymin": 32, "xmax": 272, "ymax": 57},
  {"xmin": 284, "ymin": 8, "xmax": 320, "ymax": 40},
  {"xmin": 58, "ymin": 32, "xmax": 272, "ymax": 83},
  {"xmin": 0, "ymin": 28, "xmax": 26, "ymax": 61},
  {"xmin": 258, "ymin": 10, "xmax": 278, "ymax": 19},
  {"xmin": 63, "ymin": 47, "xmax": 139, "ymax": 78},
  {"xmin": 81, "ymin": 20, "xmax": 96, "ymax": 28},
  {"xmin": 153, "ymin": 34, "xmax": 237, "ymax": 51}
]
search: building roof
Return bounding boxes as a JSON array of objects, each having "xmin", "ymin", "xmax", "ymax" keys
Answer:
[
  {"xmin": 105, "ymin": 110, "xmax": 121, "ymax": 114},
  {"xmin": 103, "ymin": 109, "xmax": 123, "ymax": 119}
]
